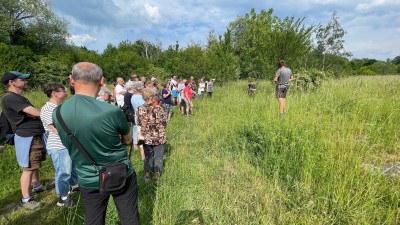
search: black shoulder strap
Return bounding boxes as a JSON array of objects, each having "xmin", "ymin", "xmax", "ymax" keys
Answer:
[{"xmin": 55, "ymin": 105, "xmax": 99, "ymax": 172}]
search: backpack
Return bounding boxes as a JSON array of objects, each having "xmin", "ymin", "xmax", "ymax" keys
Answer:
[
  {"xmin": 157, "ymin": 89, "xmax": 163, "ymax": 102},
  {"xmin": 121, "ymin": 105, "xmax": 135, "ymax": 124},
  {"xmin": 0, "ymin": 111, "xmax": 14, "ymax": 145}
]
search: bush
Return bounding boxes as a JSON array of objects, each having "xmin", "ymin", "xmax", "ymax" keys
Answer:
[{"xmin": 291, "ymin": 68, "xmax": 330, "ymax": 91}]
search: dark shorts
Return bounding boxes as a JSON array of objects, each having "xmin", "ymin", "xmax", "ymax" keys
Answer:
[
  {"xmin": 275, "ymin": 86, "xmax": 288, "ymax": 98},
  {"xmin": 180, "ymin": 99, "xmax": 186, "ymax": 107},
  {"xmin": 24, "ymin": 136, "xmax": 45, "ymax": 171},
  {"xmin": 162, "ymin": 103, "xmax": 173, "ymax": 114}
]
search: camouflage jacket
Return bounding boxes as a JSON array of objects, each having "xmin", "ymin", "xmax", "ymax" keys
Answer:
[{"xmin": 137, "ymin": 103, "xmax": 167, "ymax": 145}]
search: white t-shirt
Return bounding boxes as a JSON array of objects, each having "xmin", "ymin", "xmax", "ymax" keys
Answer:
[
  {"xmin": 170, "ymin": 79, "xmax": 178, "ymax": 91},
  {"xmin": 198, "ymin": 82, "xmax": 206, "ymax": 92},
  {"xmin": 115, "ymin": 84, "xmax": 126, "ymax": 107}
]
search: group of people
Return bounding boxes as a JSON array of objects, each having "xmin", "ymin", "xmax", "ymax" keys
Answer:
[
  {"xmin": 0, "ymin": 59, "xmax": 292, "ymax": 225},
  {"xmin": 100, "ymin": 74, "xmax": 216, "ymax": 118},
  {"xmin": 1, "ymin": 64, "xmax": 141, "ymax": 224},
  {"xmin": 0, "ymin": 61, "xmax": 218, "ymax": 225}
]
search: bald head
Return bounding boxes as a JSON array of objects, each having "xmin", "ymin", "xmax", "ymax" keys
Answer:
[
  {"xmin": 117, "ymin": 77, "xmax": 124, "ymax": 85},
  {"xmin": 71, "ymin": 62, "xmax": 103, "ymax": 84}
]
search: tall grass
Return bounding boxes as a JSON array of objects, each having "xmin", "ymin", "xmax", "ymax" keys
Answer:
[
  {"xmin": 153, "ymin": 75, "xmax": 400, "ymax": 224},
  {"xmin": 0, "ymin": 76, "xmax": 399, "ymax": 224}
]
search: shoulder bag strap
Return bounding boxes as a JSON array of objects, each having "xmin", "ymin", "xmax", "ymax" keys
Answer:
[{"xmin": 56, "ymin": 105, "xmax": 99, "ymax": 172}]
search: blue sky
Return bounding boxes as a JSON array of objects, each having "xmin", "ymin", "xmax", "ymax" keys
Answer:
[{"xmin": 52, "ymin": 0, "xmax": 400, "ymax": 60}]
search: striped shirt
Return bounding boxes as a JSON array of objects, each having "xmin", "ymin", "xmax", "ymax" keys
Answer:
[{"xmin": 40, "ymin": 102, "xmax": 65, "ymax": 150}]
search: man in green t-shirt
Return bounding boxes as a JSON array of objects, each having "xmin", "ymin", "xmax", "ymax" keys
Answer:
[{"xmin": 53, "ymin": 62, "xmax": 139, "ymax": 225}]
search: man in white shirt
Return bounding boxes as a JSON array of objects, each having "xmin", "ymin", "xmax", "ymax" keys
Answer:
[{"xmin": 115, "ymin": 77, "xmax": 127, "ymax": 107}]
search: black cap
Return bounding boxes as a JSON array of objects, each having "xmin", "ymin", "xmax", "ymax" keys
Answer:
[{"xmin": 1, "ymin": 71, "xmax": 30, "ymax": 85}]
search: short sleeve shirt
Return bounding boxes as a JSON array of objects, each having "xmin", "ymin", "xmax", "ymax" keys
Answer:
[
  {"xmin": 52, "ymin": 94, "xmax": 133, "ymax": 189},
  {"xmin": 275, "ymin": 67, "xmax": 292, "ymax": 88},
  {"xmin": 40, "ymin": 102, "xmax": 65, "ymax": 150},
  {"xmin": 184, "ymin": 87, "xmax": 193, "ymax": 99},
  {"xmin": 207, "ymin": 82, "xmax": 214, "ymax": 92},
  {"xmin": 1, "ymin": 92, "xmax": 44, "ymax": 137},
  {"xmin": 115, "ymin": 84, "xmax": 126, "ymax": 107},
  {"xmin": 161, "ymin": 89, "xmax": 172, "ymax": 105}
]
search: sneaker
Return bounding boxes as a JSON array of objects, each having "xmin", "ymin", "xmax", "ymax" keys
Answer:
[
  {"xmin": 20, "ymin": 197, "xmax": 43, "ymax": 210},
  {"xmin": 144, "ymin": 175, "xmax": 150, "ymax": 183},
  {"xmin": 70, "ymin": 184, "xmax": 80, "ymax": 194},
  {"xmin": 31, "ymin": 183, "xmax": 47, "ymax": 194},
  {"xmin": 57, "ymin": 195, "xmax": 75, "ymax": 207}
]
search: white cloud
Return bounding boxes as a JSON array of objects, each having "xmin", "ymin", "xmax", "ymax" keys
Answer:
[
  {"xmin": 68, "ymin": 34, "xmax": 97, "ymax": 47},
  {"xmin": 144, "ymin": 3, "xmax": 161, "ymax": 23},
  {"xmin": 52, "ymin": 0, "xmax": 400, "ymax": 59},
  {"xmin": 356, "ymin": 0, "xmax": 400, "ymax": 11}
]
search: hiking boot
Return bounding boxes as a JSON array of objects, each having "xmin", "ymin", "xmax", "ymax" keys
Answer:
[
  {"xmin": 20, "ymin": 198, "xmax": 43, "ymax": 210},
  {"xmin": 31, "ymin": 183, "xmax": 47, "ymax": 194},
  {"xmin": 57, "ymin": 195, "xmax": 75, "ymax": 207}
]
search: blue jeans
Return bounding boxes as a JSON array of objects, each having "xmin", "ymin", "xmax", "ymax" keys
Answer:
[
  {"xmin": 132, "ymin": 125, "xmax": 139, "ymax": 145},
  {"xmin": 47, "ymin": 148, "xmax": 78, "ymax": 196}
]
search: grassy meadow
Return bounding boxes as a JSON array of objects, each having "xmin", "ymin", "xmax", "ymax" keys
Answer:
[{"xmin": 0, "ymin": 75, "xmax": 399, "ymax": 224}]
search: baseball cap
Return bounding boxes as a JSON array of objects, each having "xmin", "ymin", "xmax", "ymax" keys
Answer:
[{"xmin": 1, "ymin": 71, "xmax": 30, "ymax": 85}]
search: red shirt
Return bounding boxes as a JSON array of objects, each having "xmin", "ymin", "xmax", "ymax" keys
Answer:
[{"xmin": 184, "ymin": 87, "xmax": 193, "ymax": 99}]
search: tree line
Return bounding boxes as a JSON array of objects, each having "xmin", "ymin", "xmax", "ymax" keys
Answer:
[{"xmin": 1, "ymin": 1, "xmax": 399, "ymax": 91}]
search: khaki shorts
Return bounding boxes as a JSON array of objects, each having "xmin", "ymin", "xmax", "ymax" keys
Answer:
[{"xmin": 23, "ymin": 136, "xmax": 45, "ymax": 171}]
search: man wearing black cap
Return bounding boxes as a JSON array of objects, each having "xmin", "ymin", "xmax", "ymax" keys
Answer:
[{"xmin": 1, "ymin": 71, "xmax": 47, "ymax": 210}]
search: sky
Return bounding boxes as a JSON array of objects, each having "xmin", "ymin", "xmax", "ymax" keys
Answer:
[{"xmin": 52, "ymin": 0, "xmax": 400, "ymax": 61}]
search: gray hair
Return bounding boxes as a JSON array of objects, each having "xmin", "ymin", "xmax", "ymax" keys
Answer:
[
  {"xmin": 72, "ymin": 62, "xmax": 103, "ymax": 83},
  {"xmin": 125, "ymin": 81, "xmax": 134, "ymax": 91},
  {"xmin": 132, "ymin": 81, "xmax": 144, "ymax": 92},
  {"xmin": 98, "ymin": 86, "xmax": 111, "ymax": 95}
]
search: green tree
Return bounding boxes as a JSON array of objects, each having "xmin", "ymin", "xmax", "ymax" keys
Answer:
[
  {"xmin": 135, "ymin": 37, "xmax": 162, "ymax": 62},
  {"xmin": 368, "ymin": 60, "xmax": 397, "ymax": 75},
  {"xmin": 229, "ymin": 8, "xmax": 314, "ymax": 79},
  {"xmin": 316, "ymin": 11, "xmax": 352, "ymax": 72},
  {"xmin": 0, "ymin": 42, "xmax": 36, "ymax": 73},
  {"xmin": 392, "ymin": 56, "xmax": 400, "ymax": 65},
  {"xmin": 100, "ymin": 42, "xmax": 150, "ymax": 82},
  {"xmin": 0, "ymin": 0, "xmax": 69, "ymax": 53},
  {"xmin": 205, "ymin": 30, "xmax": 240, "ymax": 82},
  {"xmin": 175, "ymin": 43, "xmax": 206, "ymax": 78},
  {"xmin": 229, "ymin": 9, "xmax": 275, "ymax": 78},
  {"xmin": 30, "ymin": 56, "xmax": 70, "ymax": 87},
  {"xmin": 158, "ymin": 42, "xmax": 181, "ymax": 75}
]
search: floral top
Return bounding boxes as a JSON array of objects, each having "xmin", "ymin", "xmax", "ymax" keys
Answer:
[{"xmin": 137, "ymin": 103, "xmax": 167, "ymax": 145}]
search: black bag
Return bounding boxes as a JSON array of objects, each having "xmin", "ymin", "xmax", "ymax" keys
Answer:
[
  {"xmin": 99, "ymin": 162, "xmax": 128, "ymax": 194},
  {"xmin": 121, "ymin": 105, "xmax": 135, "ymax": 124},
  {"xmin": 0, "ymin": 111, "xmax": 14, "ymax": 145},
  {"xmin": 56, "ymin": 106, "xmax": 132, "ymax": 195}
]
